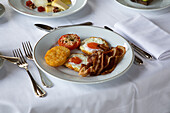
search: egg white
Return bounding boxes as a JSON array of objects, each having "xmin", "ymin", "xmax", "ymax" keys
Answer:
[
  {"xmin": 68, "ymin": 54, "xmax": 88, "ymax": 70},
  {"xmin": 82, "ymin": 37, "xmax": 106, "ymax": 52}
]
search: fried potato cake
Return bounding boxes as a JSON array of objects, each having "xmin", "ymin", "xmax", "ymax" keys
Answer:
[{"xmin": 44, "ymin": 46, "xmax": 70, "ymax": 67}]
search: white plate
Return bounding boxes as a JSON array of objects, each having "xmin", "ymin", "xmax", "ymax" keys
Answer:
[
  {"xmin": 8, "ymin": 0, "xmax": 87, "ymax": 18},
  {"xmin": 33, "ymin": 26, "xmax": 134, "ymax": 84},
  {"xmin": 0, "ymin": 3, "xmax": 5, "ymax": 18},
  {"xmin": 115, "ymin": 0, "xmax": 170, "ymax": 11}
]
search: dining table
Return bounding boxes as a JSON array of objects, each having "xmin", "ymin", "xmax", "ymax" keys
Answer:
[{"xmin": 0, "ymin": 0, "xmax": 170, "ymax": 113}]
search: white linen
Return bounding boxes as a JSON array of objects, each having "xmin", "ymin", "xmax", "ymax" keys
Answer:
[
  {"xmin": 0, "ymin": 0, "xmax": 170, "ymax": 113},
  {"xmin": 113, "ymin": 15, "xmax": 170, "ymax": 60}
]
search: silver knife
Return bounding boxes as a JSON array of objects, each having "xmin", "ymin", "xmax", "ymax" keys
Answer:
[
  {"xmin": 35, "ymin": 22, "xmax": 93, "ymax": 32},
  {"xmin": 0, "ymin": 55, "xmax": 19, "ymax": 64},
  {"xmin": 104, "ymin": 26, "xmax": 143, "ymax": 65},
  {"xmin": 104, "ymin": 26, "xmax": 153, "ymax": 59}
]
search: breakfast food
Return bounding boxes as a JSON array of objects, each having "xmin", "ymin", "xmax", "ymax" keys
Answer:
[
  {"xmin": 58, "ymin": 34, "xmax": 81, "ymax": 50},
  {"xmin": 52, "ymin": 0, "xmax": 69, "ymax": 11},
  {"xmin": 79, "ymin": 46, "xmax": 126, "ymax": 77},
  {"xmin": 131, "ymin": 0, "xmax": 153, "ymax": 5},
  {"xmin": 80, "ymin": 37, "xmax": 109, "ymax": 55},
  {"xmin": 26, "ymin": 0, "xmax": 71, "ymax": 13},
  {"xmin": 44, "ymin": 46, "xmax": 70, "ymax": 67},
  {"xmin": 65, "ymin": 53, "xmax": 88, "ymax": 72},
  {"xmin": 44, "ymin": 34, "xmax": 127, "ymax": 77}
]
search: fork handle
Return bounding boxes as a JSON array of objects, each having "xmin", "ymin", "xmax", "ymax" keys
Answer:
[
  {"xmin": 26, "ymin": 69, "xmax": 46, "ymax": 97},
  {"xmin": 37, "ymin": 68, "xmax": 53, "ymax": 88}
]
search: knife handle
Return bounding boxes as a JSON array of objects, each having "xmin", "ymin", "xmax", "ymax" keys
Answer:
[
  {"xmin": 130, "ymin": 43, "xmax": 153, "ymax": 59},
  {"xmin": 58, "ymin": 22, "xmax": 93, "ymax": 28},
  {"xmin": 134, "ymin": 55, "xmax": 143, "ymax": 65}
]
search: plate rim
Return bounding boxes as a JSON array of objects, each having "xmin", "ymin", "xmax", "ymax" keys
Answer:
[
  {"xmin": 33, "ymin": 26, "xmax": 134, "ymax": 84},
  {"xmin": 115, "ymin": 0, "xmax": 170, "ymax": 11},
  {"xmin": 8, "ymin": 0, "xmax": 87, "ymax": 18}
]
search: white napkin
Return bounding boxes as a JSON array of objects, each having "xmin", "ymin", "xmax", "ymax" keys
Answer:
[{"xmin": 112, "ymin": 15, "xmax": 170, "ymax": 60}]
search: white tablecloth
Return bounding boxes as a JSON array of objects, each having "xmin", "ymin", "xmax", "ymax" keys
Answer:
[{"xmin": 0, "ymin": 0, "xmax": 170, "ymax": 113}]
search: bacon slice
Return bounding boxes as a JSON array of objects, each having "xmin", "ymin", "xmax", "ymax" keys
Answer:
[{"xmin": 79, "ymin": 45, "xmax": 126, "ymax": 77}]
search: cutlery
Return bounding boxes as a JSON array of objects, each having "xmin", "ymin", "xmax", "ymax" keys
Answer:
[
  {"xmin": 104, "ymin": 26, "xmax": 143, "ymax": 65},
  {"xmin": 13, "ymin": 49, "xmax": 46, "ymax": 97},
  {"xmin": 22, "ymin": 41, "xmax": 53, "ymax": 88},
  {"xmin": 134, "ymin": 55, "xmax": 143, "ymax": 65},
  {"xmin": 0, "ymin": 55, "xmax": 19, "ymax": 64},
  {"xmin": 130, "ymin": 43, "xmax": 153, "ymax": 59},
  {"xmin": 35, "ymin": 22, "xmax": 93, "ymax": 32},
  {"xmin": 104, "ymin": 26, "xmax": 153, "ymax": 59}
]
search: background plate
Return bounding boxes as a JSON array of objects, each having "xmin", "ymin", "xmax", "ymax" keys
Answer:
[
  {"xmin": 116, "ymin": 0, "xmax": 170, "ymax": 11},
  {"xmin": 8, "ymin": 0, "xmax": 87, "ymax": 18},
  {"xmin": 33, "ymin": 26, "xmax": 134, "ymax": 84}
]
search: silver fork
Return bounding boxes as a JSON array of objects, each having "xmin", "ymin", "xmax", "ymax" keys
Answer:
[
  {"xmin": 13, "ymin": 49, "xmax": 46, "ymax": 97},
  {"xmin": 22, "ymin": 41, "xmax": 53, "ymax": 88}
]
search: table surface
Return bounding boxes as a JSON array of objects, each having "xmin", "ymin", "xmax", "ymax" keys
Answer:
[{"xmin": 0, "ymin": 0, "xmax": 170, "ymax": 113}]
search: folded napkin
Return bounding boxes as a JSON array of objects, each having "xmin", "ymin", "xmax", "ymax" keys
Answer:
[{"xmin": 112, "ymin": 15, "xmax": 170, "ymax": 60}]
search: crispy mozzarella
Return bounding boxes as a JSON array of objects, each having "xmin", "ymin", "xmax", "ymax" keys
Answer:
[
  {"xmin": 80, "ymin": 37, "xmax": 108, "ymax": 55},
  {"xmin": 65, "ymin": 53, "xmax": 88, "ymax": 72}
]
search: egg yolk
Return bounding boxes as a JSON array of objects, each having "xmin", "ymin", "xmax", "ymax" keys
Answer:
[
  {"xmin": 87, "ymin": 42, "xmax": 99, "ymax": 49},
  {"xmin": 68, "ymin": 57, "xmax": 82, "ymax": 64}
]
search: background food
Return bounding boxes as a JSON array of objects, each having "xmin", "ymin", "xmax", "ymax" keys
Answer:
[
  {"xmin": 44, "ymin": 46, "xmax": 70, "ymax": 67},
  {"xmin": 26, "ymin": 0, "xmax": 71, "ymax": 13},
  {"xmin": 32, "ymin": 0, "xmax": 48, "ymax": 7},
  {"xmin": 80, "ymin": 37, "xmax": 109, "ymax": 55}
]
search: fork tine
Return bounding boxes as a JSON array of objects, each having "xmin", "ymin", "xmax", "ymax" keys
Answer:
[
  {"xmin": 13, "ymin": 49, "xmax": 22, "ymax": 64},
  {"xmin": 12, "ymin": 50, "xmax": 16, "ymax": 57},
  {"xmin": 15, "ymin": 49, "xmax": 24, "ymax": 64},
  {"xmin": 26, "ymin": 41, "xmax": 33, "ymax": 57},
  {"xmin": 28, "ymin": 41, "xmax": 33, "ymax": 52},
  {"xmin": 22, "ymin": 42, "xmax": 29, "ymax": 57},
  {"xmin": 18, "ymin": 49, "xmax": 27, "ymax": 63}
]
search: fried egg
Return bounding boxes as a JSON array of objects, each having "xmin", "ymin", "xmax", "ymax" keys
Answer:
[
  {"xmin": 65, "ymin": 53, "xmax": 88, "ymax": 72},
  {"xmin": 80, "ymin": 37, "xmax": 109, "ymax": 55}
]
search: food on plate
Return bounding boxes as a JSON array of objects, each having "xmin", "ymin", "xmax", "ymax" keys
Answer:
[
  {"xmin": 61, "ymin": 0, "xmax": 72, "ymax": 5},
  {"xmin": 52, "ymin": 0, "xmax": 69, "ymax": 10},
  {"xmin": 26, "ymin": 0, "xmax": 71, "ymax": 13},
  {"xmin": 65, "ymin": 53, "xmax": 89, "ymax": 72},
  {"xmin": 32, "ymin": 0, "xmax": 48, "ymax": 7},
  {"xmin": 131, "ymin": 0, "xmax": 153, "ymax": 5},
  {"xmin": 79, "ymin": 46, "xmax": 126, "ymax": 77},
  {"xmin": 58, "ymin": 34, "xmax": 81, "ymax": 50},
  {"xmin": 44, "ymin": 34, "xmax": 127, "ymax": 77},
  {"xmin": 44, "ymin": 46, "xmax": 70, "ymax": 67},
  {"xmin": 80, "ymin": 37, "xmax": 109, "ymax": 55}
]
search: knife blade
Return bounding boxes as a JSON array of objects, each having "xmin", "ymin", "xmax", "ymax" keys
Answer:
[
  {"xmin": 35, "ymin": 22, "xmax": 93, "ymax": 32},
  {"xmin": 104, "ymin": 26, "xmax": 153, "ymax": 59}
]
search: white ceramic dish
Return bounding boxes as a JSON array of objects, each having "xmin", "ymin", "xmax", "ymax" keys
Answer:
[
  {"xmin": 33, "ymin": 26, "xmax": 134, "ymax": 84},
  {"xmin": 115, "ymin": 0, "xmax": 170, "ymax": 11},
  {"xmin": 8, "ymin": 0, "xmax": 87, "ymax": 18},
  {"xmin": 0, "ymin": 3, "xmax": 5, "ymax": 18}
]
